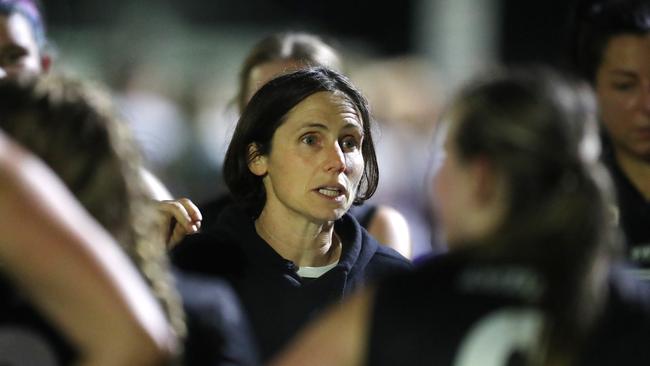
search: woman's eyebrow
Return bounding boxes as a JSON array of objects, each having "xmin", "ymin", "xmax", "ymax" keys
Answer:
[
  {"xmin": 608, "ymin": 69, "xmax": 638, "ymax": 78},
  {"xmin": 301, "ymin": 122, "xmax": 329, "ymax": 130}
]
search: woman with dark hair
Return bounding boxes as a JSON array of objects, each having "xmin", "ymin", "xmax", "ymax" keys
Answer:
[
  {"xmin": 197, "ymin": 31, "xmax": 412, "ymax": 258},
  {"xmin": 172, "ymin": 67, "xmax": 411, "ymax": 361},
  {"xmin": 272, "ymin": 67, "xmax": 650, "ymax": 365},
  {"xmin": 570, "ymin": 0, "xmax": 650, "ymax": 270}
]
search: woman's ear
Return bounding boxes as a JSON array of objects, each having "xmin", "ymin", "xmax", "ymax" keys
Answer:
[{"xmin": 247, "ymin": 143, "xmax": 268, "ymax": 176}]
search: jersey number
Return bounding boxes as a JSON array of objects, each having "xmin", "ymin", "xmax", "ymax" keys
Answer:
[{"xmin": 453, "ymin": 308, "xmax": 543, "ymax": 366}]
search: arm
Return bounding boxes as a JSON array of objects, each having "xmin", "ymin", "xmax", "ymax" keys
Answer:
[
  {"xmin": 270, "ymin": 288, "xmax": 375, "ymax": 366},
  {"xmin": 367, "ymin": 205, "xmax": 412, "ymax": 259},
  {"xmin": 0, "ymin": 133, "xmax": 176, "ymax": 365},
  {"xmin": 140, "ymin": 167, "xmax": 174, "ymax": 201}
]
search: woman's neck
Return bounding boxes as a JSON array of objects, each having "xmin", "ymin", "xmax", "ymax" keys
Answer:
[
  {"xmin": 254, "ymin": 207, "xmax": 342, "ymax": 267},
  {"xmin": 615, "ymin": 148, "xmax": 650, "ymax": 200}
]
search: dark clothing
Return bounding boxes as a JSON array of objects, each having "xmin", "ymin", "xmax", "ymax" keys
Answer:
[
  {"xmin": 172, "ymin": 203, "xmax": 411, "ymax": 361},
  {"xmin": 581, "ymin": 268, "xmax": 650, "ymax": 365},
  {"xmin": 176, "ymin": 271, "xmax": 260, "ymax": 366},
  {"xmin": 602, "ymin": 149, "xmax": 650, "ymax": 268},
  {"xmin": 0, "ymin": 274, "xmax": 77, "ymax": 365},
  {"xmin": 199, "ymin": 194, "xmax": 235, "ymax": 232},
  {"xmin": 368, "ymin": 254, "xmax": 650, "ymax": 366},
  {"xmin": 0, "ymin": 270, "xmax": 258, "ymax": 366},
  {"xmin": 348, "ymin": 204, "xmax": 378, "ymax": 229}
]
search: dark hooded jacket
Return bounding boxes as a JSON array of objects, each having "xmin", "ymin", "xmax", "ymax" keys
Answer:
[{"xmin": 172, "ymin": 203, "xmax": 411, "ymax": 361}]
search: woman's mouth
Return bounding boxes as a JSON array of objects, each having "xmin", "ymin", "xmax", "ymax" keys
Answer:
[{"xmin": 316, "ymin": 185, "xmax": 347, "ymax": 202}]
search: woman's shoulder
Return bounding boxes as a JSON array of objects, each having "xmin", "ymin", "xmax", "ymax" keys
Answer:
[
  {"xmin": 371, "ymin": 243, "xmax": 413, "ymax": 270},
  {"xmin": 173, "ymin": 271, "xmax": 260, "ymax": 366},
  {"xmin": 359, "ymin": 233, "xmax": 413, "ymax": 283},
  {"xmin": 348, "ymin": 204, "xmax": 378, "ymax": 229}
]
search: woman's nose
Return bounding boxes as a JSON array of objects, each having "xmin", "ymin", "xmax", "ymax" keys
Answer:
[{"xmin": 324, "ymin": 142, "xmax": 346, "ymax": 173}]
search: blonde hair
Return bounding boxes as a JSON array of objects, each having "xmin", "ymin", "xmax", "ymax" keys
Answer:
[{"xmin": 0, "ymin": 75, "xmax": 186, "ymax": 340}]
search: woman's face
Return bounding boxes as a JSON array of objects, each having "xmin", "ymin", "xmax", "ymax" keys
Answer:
[
  {"xmin": 0, "ymin": 13, "xmax": 45, "ymax": 79},
  {"xmin": 252, "ymin": 91, "xmax": 365, "ymax": 223},
  {"xmin": 595, "ymin": 33, "xmax": 650, "ymax": 162},
  {"xmin": 432, "ymin": 121, "xmax": 476, "ymax": 248}
]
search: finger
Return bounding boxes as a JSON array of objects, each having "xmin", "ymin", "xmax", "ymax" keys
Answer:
[
  {"xmin": 176, "ymin": 198, "xmax": 202, "ymax": 222},
  {"xmin": 169, "ymin": 222, "xmax": 196, "ymax": 248},
  {"xmin": 157, "ymin": 201, "xmax": 195, "ymax": 232}
]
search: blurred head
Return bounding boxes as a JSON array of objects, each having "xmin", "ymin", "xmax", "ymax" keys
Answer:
[
  {"xmin": 237, "ymin": 32, "xmax": 343, "ymax": 112},
  {"xmin": 431, "ymin": 66, "xmax": 619, "ymax": 359},
  {"xmin": 0, "ymin": 75, "xmax": 185, "ymax": 337},
  {"xmin": 224, "ymin": 67, "xmax": 378, "ymax": 218},
  {"xmin": 0, "ymin": 0, "xmax": 50, "ymax": 79},
  {"xmin": 572, "ymin": 0, "xmax": 650, "ymax": 161},
  {"xmin": 433, "ymin": 66, "xmax": 614, "ymax": 260}
]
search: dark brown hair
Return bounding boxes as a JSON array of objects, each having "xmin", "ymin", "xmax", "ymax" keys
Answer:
[
  {"xmin": 570, "ymin": 0, "xmax": 650, "ymax": 82},
  {"xmin": 224, "ymin": 67, "xmax": 378, "ymax": 214}
]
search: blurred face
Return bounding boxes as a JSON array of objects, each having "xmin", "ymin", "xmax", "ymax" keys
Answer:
[
  {"xmin": 595, "ymin": 34, "xmax": 650, "ymax": 162},
  {"xmin": 245, "ymin": 59, "xmax": 307, "ymax": 103},
  {"xmin": 251, "ymin": 91, "xmax": 365, "ymax": 223},
  {"xmin": 0, "ymin": 13, "xmax": 44, "ymax": 79},
  {"xmin": 431, "ymin": 122, "xmax": 476, "ymax": 248}
]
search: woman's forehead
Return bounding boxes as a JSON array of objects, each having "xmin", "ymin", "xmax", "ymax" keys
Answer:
[{"xmin": 286, "ymin": 91, "xmax": 362, "ymax": 125}]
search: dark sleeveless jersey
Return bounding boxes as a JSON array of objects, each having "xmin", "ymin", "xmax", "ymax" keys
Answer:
[{"xmin": 368, "ymin": 255, "xmax": 650, "ymax": 366}]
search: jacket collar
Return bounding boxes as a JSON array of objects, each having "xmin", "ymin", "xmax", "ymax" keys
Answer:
[{"xmin": 216, "ymin": 203, "xmax": 377, "ymax": 275}]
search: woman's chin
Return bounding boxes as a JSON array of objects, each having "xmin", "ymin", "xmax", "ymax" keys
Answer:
[{"xmin": 310, "ymin": 208, "xmax": 347, "ymax": 224}]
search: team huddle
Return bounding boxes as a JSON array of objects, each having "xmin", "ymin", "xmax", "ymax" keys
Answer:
[{"xmin": 1, "ymin": 0, "xmax": 650, "ymax": 365}]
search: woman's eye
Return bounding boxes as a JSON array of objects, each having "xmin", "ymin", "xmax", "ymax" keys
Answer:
[
  {"xmin": 340, "ymin": 136, "xmax": 360, "ymax": 151},
  {"xmin": 301, "ymin": 134, "xmax": 318, "ymax": 145},
  {"xmin": 612, "ymin": 81, "xmax": 636, "ymax": 91}
]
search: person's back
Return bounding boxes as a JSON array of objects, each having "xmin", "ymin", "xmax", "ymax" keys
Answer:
[
  {"xmin": 369, "ymin": 254, "xmax": 650, "ymax": 366},
  {"xmin": 0, "ymin": 75, "xmax": 259, "ymax": 365},
  {"xmin": 0, "ymin": 102, "xmax": 173, "ymax": 365}
]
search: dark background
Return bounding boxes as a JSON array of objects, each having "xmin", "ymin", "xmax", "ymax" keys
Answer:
[{"xmin": 43, "ymin": 0, "xmax": 578, "ymax": 66}]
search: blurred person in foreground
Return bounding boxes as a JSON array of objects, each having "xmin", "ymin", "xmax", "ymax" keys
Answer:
[
  {"xmin": 0, "ymin": 75, "xmax": 259, "ymax": 365},
  {"xmin": 0, "ymin": 131, "xmax": 173, "ymax": 365}
]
